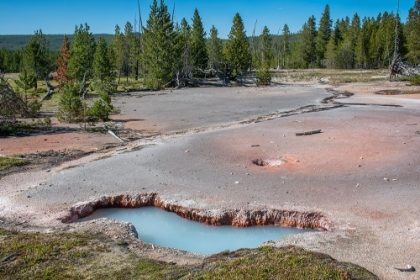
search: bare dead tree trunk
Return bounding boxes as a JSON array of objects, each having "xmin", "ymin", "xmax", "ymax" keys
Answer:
[{"xmin": 80, "ymin": 71, "xmax": 88, "ymax": 99}]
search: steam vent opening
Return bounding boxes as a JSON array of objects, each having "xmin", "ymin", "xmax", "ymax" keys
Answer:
[{"xmin": 80, "ymin": 207, "xmax": 315, "ymax": 255}]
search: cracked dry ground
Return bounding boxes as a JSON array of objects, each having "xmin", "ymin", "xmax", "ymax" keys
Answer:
[{"xmin": 1, "ymin": 82, "xmax": 420, "ymax": 280}]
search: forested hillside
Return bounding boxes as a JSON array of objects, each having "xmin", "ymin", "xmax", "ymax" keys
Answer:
[{"xmin": 0, "ymin": 34, "xmax": 113, "ymax": 52}]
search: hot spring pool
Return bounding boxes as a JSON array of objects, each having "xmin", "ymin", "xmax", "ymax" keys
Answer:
[{"xmin": 81, "ymin": 207, "xmax": 313, "ymax": 254}]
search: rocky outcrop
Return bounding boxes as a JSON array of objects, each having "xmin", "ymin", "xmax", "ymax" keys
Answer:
[{"xmin": 61, "ymin": 193, "xmax": 331, "ymax": 231}]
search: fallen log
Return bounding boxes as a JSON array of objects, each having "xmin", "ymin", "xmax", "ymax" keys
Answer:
[
  {"xmin": 179, "ymin": 78, "xmax": 226, "ymax": 87},
  {"xmin": 295, "ymin": 129, "xmax": 322, "ymax": 136},
  {"xmin": 40, "ymin": 79, "xmax": 62, "ymax": 102}
]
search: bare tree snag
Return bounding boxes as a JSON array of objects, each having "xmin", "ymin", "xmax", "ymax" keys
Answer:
[{"xmin": 40, "ymin": 78, "xmax": 62, "ymax": 102}]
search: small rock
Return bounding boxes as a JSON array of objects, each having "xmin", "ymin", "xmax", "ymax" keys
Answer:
[
  {"xmin": 358, "ymin": 165, "xmax": 362, "ymax": 168},
  {"xmin": 384, "ymin": 177, "xmax": 390, "ymax": 181},
  {"xmin": 394, "ymin": 264, "xmax": 415, "ymax": 272}
]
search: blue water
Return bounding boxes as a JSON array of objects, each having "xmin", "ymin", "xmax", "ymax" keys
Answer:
[{"xmin": 82, "ymin": 207, "xmax": 312, "ymax": 254}]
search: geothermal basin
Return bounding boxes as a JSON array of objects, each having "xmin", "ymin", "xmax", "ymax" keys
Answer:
[{"xmin": 2, "ymin": 83, "xmax": 420, "ymax": 280}]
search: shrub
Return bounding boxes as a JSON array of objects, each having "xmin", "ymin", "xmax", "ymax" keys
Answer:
[
  {"xmin": 256, "ymin": 68, "xmax": 271, "ymax": 86},
  {"xmin": 409, "ymin": 75, "xmax": 420, "ymax": 85},
  {"xmin": 56, "ymin": 82, "xmax": 84, "ymax": 123},
  {"xmin": 88, "ymin": 93, "xmax": 114, "ymax": 121}
]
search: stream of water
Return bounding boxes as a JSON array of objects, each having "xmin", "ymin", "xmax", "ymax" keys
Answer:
[{"xmin": 82, "ymin": 207, "xmax": 313, "ymax": 254}]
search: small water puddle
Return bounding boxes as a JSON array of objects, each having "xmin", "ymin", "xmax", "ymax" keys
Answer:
[{"xmin": 81, "ymin": 207, "xmax": 313, "ymax": 254}]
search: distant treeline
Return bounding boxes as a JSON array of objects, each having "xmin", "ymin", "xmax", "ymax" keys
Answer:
[{"xmin": 0, "ymin": 34, "xmax": 113, "ymax": 52}]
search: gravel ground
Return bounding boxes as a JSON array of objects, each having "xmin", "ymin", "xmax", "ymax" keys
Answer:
[{"xmin": 1, "ymin": 83, "xmax": 419, "ymax": 279}]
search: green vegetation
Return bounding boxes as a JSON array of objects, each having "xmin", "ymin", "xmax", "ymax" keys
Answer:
[
  {"xmin": 189, "ymin": 246, "xmax": 377, "ymax": 280},
  {"xmin": 2, "ymin": 1, "xmax": 419, "ymax": 90},
  {"xmin": 141, "ymin": 0, "xmax": 177, "ymax": 89},
  {"xmin": 190, "ymin": 9, "xmax": 208, "ymax": 76},
  {"xmin": 0, "ymin": 229, "xmax": 378, "ymax": 279},
  {"xmin": 223, "ymin": 13, "xmax": 251, "ymax": 77},
  {"xmin": 409, "ymin": 74, "xmax": 420, "ymax": 85},
  {"xmin": 0, "ymin": 121, "xmax": 46, "ymax": 136},
  {"xmin": 0, "ymin": 156, "xmax": 29, "ymax": 170},
  {"xmin": 207, "ymin": 26, "xmax": 223, "ymax": 71},
  {"xmin": 68, "ymin": 24, "xmax": 96, "ymax": 82},
  {"xmin": 55, "ymin": 82, "xmax": 84, "ymax": 123},
  {"xmin": 22, "ymin": 30, "xmax": 52, "ymax": 81}
]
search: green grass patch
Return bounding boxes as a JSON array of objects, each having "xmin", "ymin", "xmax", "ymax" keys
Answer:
[
  {"xmin": 0, "ymin": 156, "xmax": 29, "ymax": 170},
  {"xmin": 0, "ymin": 229, "xmax": 378, "ymax": 280},
  {"xmin": 188, "ymin": 246, "xmax": 377, "ymax": 280}
]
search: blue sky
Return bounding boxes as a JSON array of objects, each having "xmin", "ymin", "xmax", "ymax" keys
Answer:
[{"xmin": 0, "ymin": 0, "xmax": 413, "ymax": 38}]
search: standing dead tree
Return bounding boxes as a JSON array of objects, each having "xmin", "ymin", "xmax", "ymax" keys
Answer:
[{"xmin": 390, "ymin": 0, "xmax": 420, "ymax": 80}]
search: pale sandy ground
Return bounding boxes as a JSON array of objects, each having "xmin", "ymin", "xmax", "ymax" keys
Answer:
[{"xmin": 1, "ymin": 82, "xmax": 419, "ymax": 279}]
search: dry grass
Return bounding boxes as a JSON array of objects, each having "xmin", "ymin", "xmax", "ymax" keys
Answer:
[{"xmin": 271, "ymin": 69, "xmax": 391, "ymax": 84}]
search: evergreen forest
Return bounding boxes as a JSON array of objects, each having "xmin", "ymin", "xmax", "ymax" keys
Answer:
[{"xmin": 0, "ymin": 0, "xmax": 419, "ymax": 89}]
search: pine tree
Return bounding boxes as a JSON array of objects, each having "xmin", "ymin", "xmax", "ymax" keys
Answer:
[
  {"xmin": 15, "ymin": 69, "xmax": 36, "ymax": 103},
  {"xmin": 123, "ymin": 22, "xmax": 133, "ymax": 78},
  {"xmin": 92, "ymin": 37, "xmax": 115, "ymax": 93},
  {"xmin": 281, "ymin": 24, "xmax": 291, "ymax": 68},
  {"xmin": 177, "ymin": 18, "xmax": 192, "ymax": 78},
  {"xmin": 332, "ymin": 19, "xmax": 342, "ymax": 44},
  {"xmin": 207, "ymin": 25, "xmax": 223, "ymax": 70},
  {"xmin": 406, "ymin": 0, "xmax": 420, "ymax": 64},
  {"xmin": 55, "ymin": 35, "xmax": 71, "ymax": 84},
  {"xmin": 68, "ymin": 23, "xmax": 96, "ymax": 81},
  {"xmin": 324, "ymin": 37, "xmax": 337, "ymax": 68},
  {"xmin": 111, "ymin": 24, "xmax": 125, "ymax": 83},
  {"xmin": 56, "ymin": 82, "xmax": 84, "ymax": 123},
  {"xmin": 123, "ymin": 21, "xmax": 139, "ymax": 80},
  {"xmin": 23, "ymin": 30, "xmax": 51, "ymax": 80},
  {"xmin": 259, "ymin": 26, "xmax": 273, "ymax": 68},
  {"xmin": 355, "ymin": 18, "xmax": 370, "ymax": 68},
  {"xmin": 190, "ymin": 9, "xmax": 208, "ymax": 75},
  {"xmin": 300, "ymin": 16, "xmax": 317, "ymax": 68},
  {"xmin": 316, "ymin": 5, "xmax": 332, "ymax": 67},
  {"xmin": 224, "ymin": 13, "xmax": 251, "ymax": 77},
  {"xmin": 336, "ymin": 14, "xmax": 360, "ymax": 69},
  {"xmin": 141, "ymin": 0, "xmax": 176, "ymax": 89}
]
